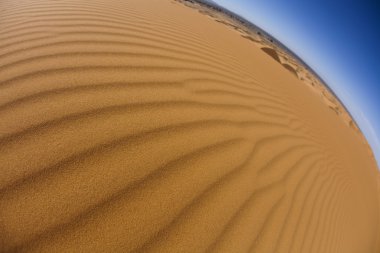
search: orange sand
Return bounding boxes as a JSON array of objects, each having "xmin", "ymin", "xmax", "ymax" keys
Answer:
[{"xmin": 0, "ymin": 0, "xmax": 379, "ymax": 252}]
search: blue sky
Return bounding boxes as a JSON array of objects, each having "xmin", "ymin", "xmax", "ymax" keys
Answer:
[{"xmin": 212, "ymin": 0, "xmax": 380, "ymax": 167}]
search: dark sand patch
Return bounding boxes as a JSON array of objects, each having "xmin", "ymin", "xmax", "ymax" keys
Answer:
[
  {"xmin": 261, "ymin": 47, "xmax": 281, "ymax": 63},
  {"xmin": 282, "ymin": 63, "xmax": 298, "ymax": 77}
]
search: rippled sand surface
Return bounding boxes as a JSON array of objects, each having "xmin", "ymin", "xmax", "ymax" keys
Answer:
[{"xmin": 0, "ymin": 0, "xmax": 379, "ymax": 252}]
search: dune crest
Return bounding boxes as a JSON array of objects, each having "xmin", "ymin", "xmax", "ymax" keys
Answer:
[{"xmin": 0, "ymin": 0, "xmax": 379, "ymax": 252}]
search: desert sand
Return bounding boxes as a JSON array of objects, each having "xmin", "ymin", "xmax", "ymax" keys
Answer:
[{"xmin": 0, "ymin": 0, "xmax": 379, "ymax": 252}]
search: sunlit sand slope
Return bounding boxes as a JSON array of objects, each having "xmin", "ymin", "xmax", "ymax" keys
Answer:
[{"xmin": 0, "ymin": 0, "xmax": 379, "ymax": 252}]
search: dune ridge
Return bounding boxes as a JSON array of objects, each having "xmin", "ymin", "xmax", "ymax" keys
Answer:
[{"xmin": 0, "ymin": 0, "xmax": 379, "ymax": 252}]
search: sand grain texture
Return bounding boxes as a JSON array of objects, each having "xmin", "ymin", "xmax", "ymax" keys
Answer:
[{"xmin": 0, "ymin": 0, "xmax": 379, "ymax": 252}]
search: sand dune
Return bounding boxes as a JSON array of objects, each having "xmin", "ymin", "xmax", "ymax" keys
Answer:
[{"xmin": 0, "ymin": 0, "xmax": 379, "ymax": 252}]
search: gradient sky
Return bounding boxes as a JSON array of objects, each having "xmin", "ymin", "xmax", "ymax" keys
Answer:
[{"xmin": 212, "ymin": 0, "xmax": 380, "ymax": 167}]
